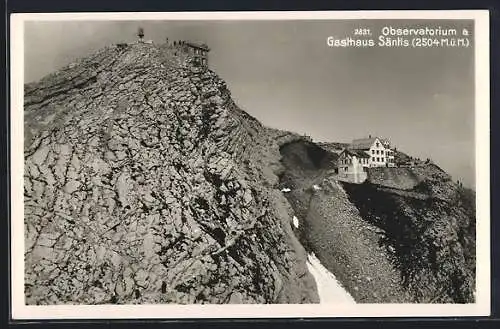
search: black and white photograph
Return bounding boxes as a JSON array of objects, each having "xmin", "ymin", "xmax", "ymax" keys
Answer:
[{"xmin": 10, "ymin": 11, "xmax": 490, "ymax": 319}]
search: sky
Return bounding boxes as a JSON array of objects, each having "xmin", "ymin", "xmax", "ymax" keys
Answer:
[{"xmin": 24, "ymin": 19, "xmax": 476, "ymax": 188}]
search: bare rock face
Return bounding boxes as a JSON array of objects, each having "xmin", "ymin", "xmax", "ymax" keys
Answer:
[
  {"xmin": 279, "ymin": 140, "xmax": 475, "ymax": 303},
  {"xmin": 24, "ymin": 42, "xmax": 318, "ymax": 304}
]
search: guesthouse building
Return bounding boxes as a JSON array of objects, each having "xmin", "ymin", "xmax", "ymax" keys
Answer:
[{"xmin": 350, "ymin": 136, "xmax": 395, "ymax": 168}]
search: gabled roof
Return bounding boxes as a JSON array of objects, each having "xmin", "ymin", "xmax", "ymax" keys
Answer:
[
  {"xmin": 350, "ymin": 136, "xmax": 392, "ymax": 150},
  {"xmin": 350, "ymin": 137, "xmax": 377, "ymax": 150},
  {"xmin": 186, "ymin": 41, "xmax": 210, "ymax": 51},
  {"xmin": 340, "ymin": 149, "xmax": 371, "ymax": 159}
]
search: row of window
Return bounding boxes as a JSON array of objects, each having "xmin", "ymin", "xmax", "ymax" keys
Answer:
[
  {"xmin": 193, "ymin": 48, "xmax": 207, "ymax": 56},
  {"xmin": 341, "ymin": 156, "xmax": 395, "ymax": 165},
  {"xmin": 340, "ymin": 157, "xmax": 370, "ymax": 165},
  {"xmin": 371, "ymin": 149, "xmax": 393, "ymax": 156}
]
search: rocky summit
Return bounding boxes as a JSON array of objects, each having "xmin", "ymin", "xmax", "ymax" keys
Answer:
[
  {"xmin": 23, "ymin": 39, "xmax": 475, "ymax": 305},
  {"xmin": 24, "ymin": 41, "xmax": 317, "ymax": 304}
]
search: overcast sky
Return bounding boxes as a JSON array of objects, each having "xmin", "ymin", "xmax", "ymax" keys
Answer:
[{"xmin": 24, "ymin": 19, "xmax": 475, "ymax": 188}]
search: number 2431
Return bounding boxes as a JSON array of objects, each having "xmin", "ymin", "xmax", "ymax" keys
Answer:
[{"xmin": 354, "ymin": 28, "xmax": 371, "ymax": 36}]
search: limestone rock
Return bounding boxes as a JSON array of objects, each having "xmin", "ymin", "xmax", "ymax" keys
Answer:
[{"xmin": 24, "ymin": 41, "xmax": 318, "ymax": 305}]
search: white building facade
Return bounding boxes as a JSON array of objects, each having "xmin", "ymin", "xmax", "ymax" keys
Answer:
[{"xmin": 350, "ymin": 136, "xmax": 395, "ymax": 168}]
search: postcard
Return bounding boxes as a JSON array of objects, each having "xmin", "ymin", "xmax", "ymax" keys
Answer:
[{"xmin": 10, "ymin": 10, "xmax": 490, "ymax": 319}]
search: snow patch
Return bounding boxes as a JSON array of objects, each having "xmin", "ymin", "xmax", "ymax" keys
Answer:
[
  {"xmin": 306, "ymin": 253, "xmax": 355, "ymax": 304},
  {"xmin": 312, "ymin": 184, "xmax": 321, "ymax": 191},
  {"xmin": 292, "ymin": 216, "xmax": 299, "ymax": 228},
  {"xmin": 281, "ymin": 187, "xmax": 291, "ymax": 192}
]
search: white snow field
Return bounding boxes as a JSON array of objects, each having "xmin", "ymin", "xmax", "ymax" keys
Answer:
[{"xmin": 306, "ymin": 253, "xmax": 356, "ymax": 304}]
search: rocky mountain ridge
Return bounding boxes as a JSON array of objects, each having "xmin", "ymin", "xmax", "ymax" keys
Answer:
[
  {"xmin": 24, "ymin": 41, "xmax": 317, "ymax": 304},
  {"xmin": 23, "ymin": 40, "xmax": 475, "ymax": 305}
]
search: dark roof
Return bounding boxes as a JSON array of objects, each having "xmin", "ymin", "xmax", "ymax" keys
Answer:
[
  {"xmin": 186, "ymin": 41, "xmax": 210, "ymax": 51},
  {"xmin": 350, "ymin": 137, "xmax": 377, "ymax": 150},
  {"xmin": 350, "ymin": 136, "xmax": 392, "ymax": 150},
  {"xmin": 340, "ymin": 149, "xmax": 370, "ymax": 159}
]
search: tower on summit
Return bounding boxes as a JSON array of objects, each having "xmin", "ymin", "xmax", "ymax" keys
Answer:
[{"xmin": 137, "ymin": 27, "xmax": 145, "ymax": 41}]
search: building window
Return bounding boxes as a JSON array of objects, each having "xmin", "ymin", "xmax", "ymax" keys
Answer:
[
  {"xmin": 376, "ymin": 142, "xmax": 380, "ymax": 147},
  {"xmin": 377, "ymin": 157, "xmax": 380, "ymax": 162},
  {"xmin": 372, "ymin": 157, "xmax": 375, "ymax": 161},
  {"xmin": 372, "ymin": 150, "xmax": 375, "ymax": 154}
]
